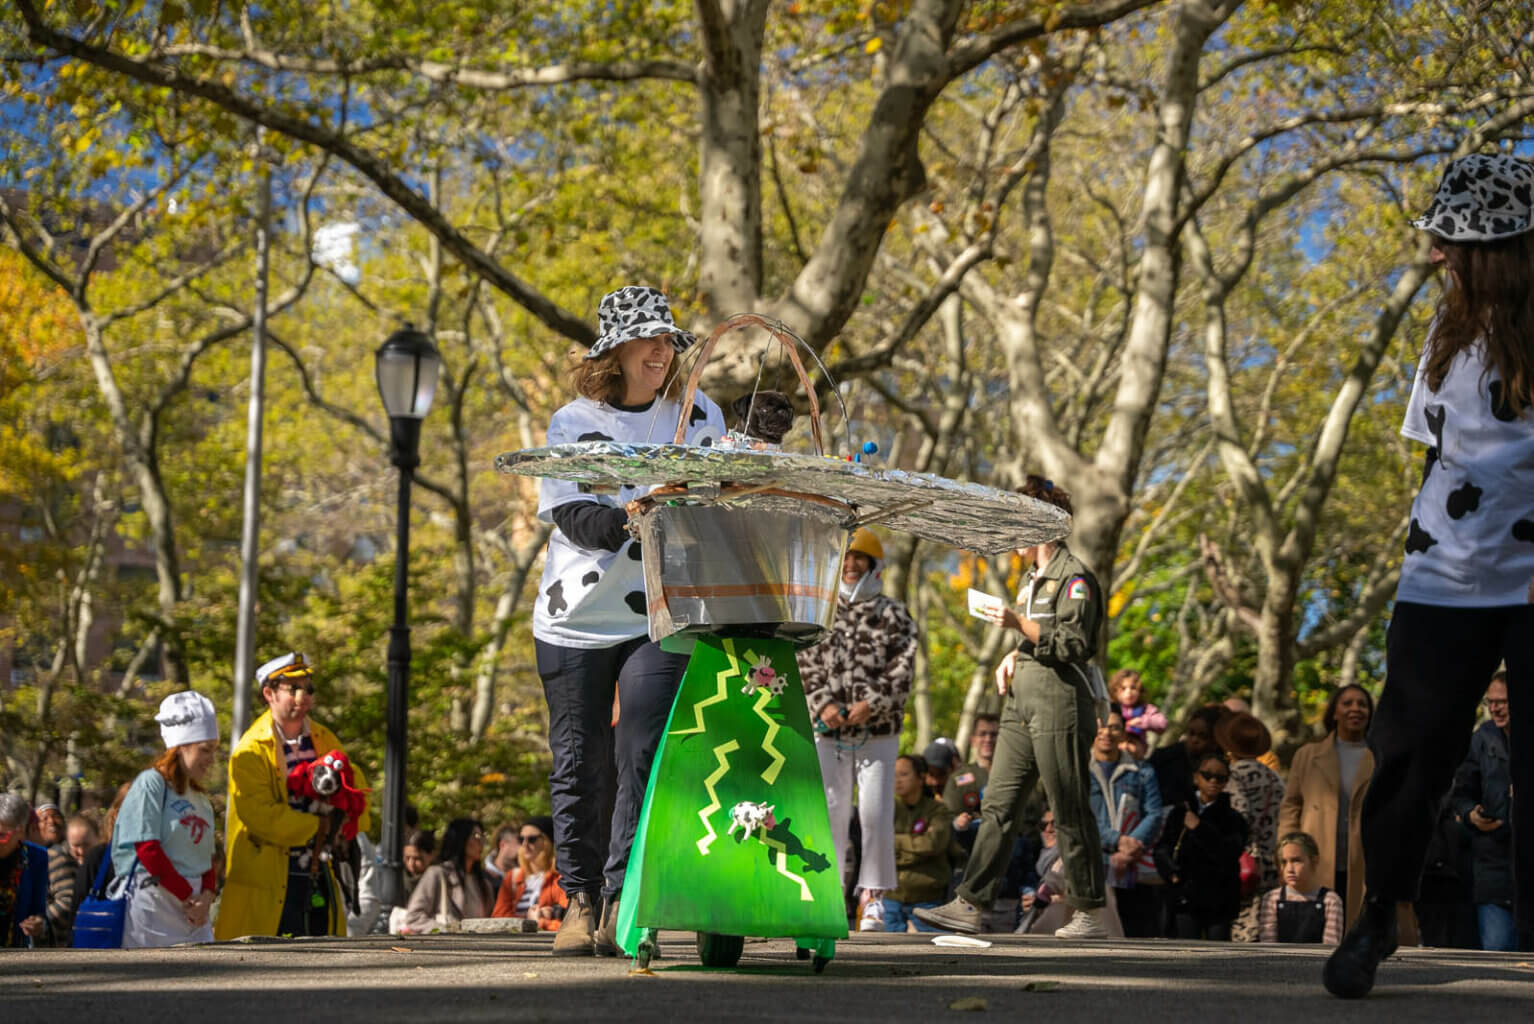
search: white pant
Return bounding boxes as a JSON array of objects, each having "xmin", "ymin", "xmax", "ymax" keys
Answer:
[
  {"xmin": 123, "ymin": 880, "xmax": 213, "ymax": 949},
  {"xmin": 816, "ymin": 734, "xmax": 899, "ymax": 893}
]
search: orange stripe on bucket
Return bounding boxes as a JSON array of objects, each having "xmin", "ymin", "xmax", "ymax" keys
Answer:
[{"xmin": 661, "ymin": 583, "xmax": 838, "ymax": 601}]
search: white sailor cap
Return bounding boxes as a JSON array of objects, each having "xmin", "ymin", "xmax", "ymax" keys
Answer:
[{"xmin": 255, "ymin": 651, "xmax": 312, "ymax": 687}]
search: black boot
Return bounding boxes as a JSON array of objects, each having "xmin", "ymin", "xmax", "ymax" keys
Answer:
[{"xmin": 1323, "ymin": 899, "xmax": 1398, "ymax": 999}]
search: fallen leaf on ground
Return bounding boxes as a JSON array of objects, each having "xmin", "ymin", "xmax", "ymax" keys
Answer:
[
  {"xmin": 948, "ymin": 996, "xmax": 987, "ymax": 1011},
  {"xmin": 523, "ymin": 972, "xmax": 539, "ymax": 978},
  {"xmin": 390, "ymin": 946, "xmax": 412, "ymax": 953},
  {"xmin": 628, "ymin": 966, "xmax": 656, "ymax": 978},
  {"xmin": 1022, "ymin": 981, "xmax": 1061, "ymax": 992}
]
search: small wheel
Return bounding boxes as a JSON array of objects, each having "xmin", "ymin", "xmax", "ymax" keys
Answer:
[
  {"xmin": 696, "ymin": 931, "xmax": 745, "ymax": 968},
  {"xmin": 812, "ymin": 954, "xmax": 830, "ymax": 974},
  {"xmin": 795, "ymin": 946, "xmax": 811, "ymax": 961}
]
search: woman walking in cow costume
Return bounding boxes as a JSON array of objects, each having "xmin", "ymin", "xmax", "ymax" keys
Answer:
[
  {"xmin": 531, "ymin": 286, "xmax": 725, "ymax": 956},
  {"xmin": 1326, "ymin": 153, "xmax": 1534, "ymax": 996}
]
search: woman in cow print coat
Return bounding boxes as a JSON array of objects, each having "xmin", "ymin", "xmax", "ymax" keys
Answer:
[
  {"xmin": 532, "ymin": 285, "xmax": 725, "ymax": 956},
  {"xmin": 1326, "ymin": 154, "xmax": 1534, "ymax": 998}
]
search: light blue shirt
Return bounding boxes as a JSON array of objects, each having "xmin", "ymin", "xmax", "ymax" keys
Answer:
[{"xmin": 112, "ymin": 768, "xmax": 216, "ymax": 885}]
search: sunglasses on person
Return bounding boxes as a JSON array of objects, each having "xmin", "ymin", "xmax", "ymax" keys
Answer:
[
  {"xmin": 519, "ymin": 832, "xmax": 546, "ymax": 844},
  {"xmin": 276, "ymin": 681, "xmax": 315, "ymax": 695},
  {"xmin": 1198, "ymin": 770, "xmax": 1230, "ymax": 784},
  {"xmin": 1040, "ymin": 819, "xmax": 1056, "ymax": 830}
]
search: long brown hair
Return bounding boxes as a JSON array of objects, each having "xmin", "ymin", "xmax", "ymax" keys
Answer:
[
  {"xmin": 1020, "ymin": 474, "xmax": 1073, "ymax": 516},
  {"xmin": 568, "ymin": 342, "xmax": 681, "ymax": 405},
  {"xmin": 152, "ymin": 746, "xmax": 206, "ymax": 796},
  {"xmin": 1423, "ymin": 232, "xmax": 1534, "ymax": 412}
]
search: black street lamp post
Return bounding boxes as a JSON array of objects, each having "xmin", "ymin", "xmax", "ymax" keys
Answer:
[{"xmin": 374, "ymin": 324, "xmax": 443, "ymax": 908}]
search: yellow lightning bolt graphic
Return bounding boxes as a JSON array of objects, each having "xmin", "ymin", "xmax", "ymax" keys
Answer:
[
  {"xmin": 752, "ymin": 686, "xmax": 785, "ymax": 786},
  {"xmin": 695, "ymin": 740, "xmax": 740, "ymax": 856},
  {"xmin": 759, "ymin": 833, "xmax": 813, "ymax": 901},
  {"xmin": 671, "ymin": 637, "xmax": 743, "ymax": 736}
]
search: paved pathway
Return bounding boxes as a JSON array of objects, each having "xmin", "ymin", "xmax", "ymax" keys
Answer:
[{"xmin": 5, "ymin": 932, "xmax": 1530, "ymax": 1021}]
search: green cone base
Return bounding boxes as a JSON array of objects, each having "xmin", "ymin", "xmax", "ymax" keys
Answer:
[{"xmin": 616, "ymin": 635, "xmax": 847, "ymax": 956}]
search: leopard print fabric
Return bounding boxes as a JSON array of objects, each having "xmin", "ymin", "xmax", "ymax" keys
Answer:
[
  {"xmin": 798, "ymin": 595, "xmax": 918, "ymax": 738},
  {"xmin": 1228, "ymin": 757, "xmax": 1286, "ymax": 942}
]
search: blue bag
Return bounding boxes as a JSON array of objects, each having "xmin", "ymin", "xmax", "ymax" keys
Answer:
[{"xmin": 72, "ymin": 852, "xmax": 136, "ymax": 949}]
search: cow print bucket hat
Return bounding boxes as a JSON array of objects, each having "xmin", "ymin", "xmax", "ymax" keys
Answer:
[
  {"xmin": 1412, "ymin": 153, "xmax": 1534, "ymax": 242},
  {"xmin": 585, "ymin": 285, "xmax": 697, "ymax": 360}
]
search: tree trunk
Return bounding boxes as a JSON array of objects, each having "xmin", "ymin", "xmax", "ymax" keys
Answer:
[
  {"xmin": 81, "ymin": 316, "xmax": 187, "ymax": 682},
  {"xmin": 910, "ymin": 579, "xmax": 932, "ymax": 751},
  {"xmin": 1083, "ymin": 0, "xmax": 1243, "ymax": 573},
  {"xmin": 469, "ymin": 527, "xmax": 550, "ymax": 743},
  {"xmin": 1250, "ymin": 591, "xmax": 1297, "ymax": 731},
  {"xmin": 695, "ymin": 0, "xmax": 769, "ymax": 319}
]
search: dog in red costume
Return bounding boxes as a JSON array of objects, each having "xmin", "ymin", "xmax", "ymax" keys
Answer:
[{"xmin": 286, "ymin": 749, "xmax": 369, "ymax": 841}]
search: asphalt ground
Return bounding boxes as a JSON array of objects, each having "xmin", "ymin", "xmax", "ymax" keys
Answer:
[{"xmin": 3, "ymin": 931, "xmax": 1531, "ymax": 1022}]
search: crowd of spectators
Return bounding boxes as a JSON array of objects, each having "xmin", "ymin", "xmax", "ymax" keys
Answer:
[
  {"xmin": 0, "ymin": 664, "xmax": 1513, "ymax": 953},
  {"xmin": 819, "ymin": 672, "xmax": 1514, "ymax": 950}
]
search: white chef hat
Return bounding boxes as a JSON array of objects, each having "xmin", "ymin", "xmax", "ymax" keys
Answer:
[{"xmin": 155, "ymin": 690, "xmax": 219, "ymax": 749}]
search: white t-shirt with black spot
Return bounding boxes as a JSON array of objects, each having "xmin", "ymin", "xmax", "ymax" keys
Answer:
[
  {"xmin": 1398, "ymin": 340, "xmax": 1534, "ymax": 607},
  {"xmin": 533, "ymin": 393, "xmax": 725, "ymax": 648}
]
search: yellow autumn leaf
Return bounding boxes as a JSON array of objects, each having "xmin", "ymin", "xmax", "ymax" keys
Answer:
[{"xmin": 865, "ymin": 37, "xmax": 882, "ymax": 54}]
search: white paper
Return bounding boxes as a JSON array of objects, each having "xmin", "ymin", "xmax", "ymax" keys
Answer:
[{"xmin": 967, "ymin": 588, "xmax": 1005, "ymax": 621}]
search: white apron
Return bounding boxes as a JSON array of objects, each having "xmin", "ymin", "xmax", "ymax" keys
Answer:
[{"xmin": 122, "ymin": 879, "xmax": 214, "ymax": 949}]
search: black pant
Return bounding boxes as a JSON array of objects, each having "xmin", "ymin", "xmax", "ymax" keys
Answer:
[
  {"xmin": 279, "ymin": 869, "xmax": 333, "ymax": 937},
  {"xmin": 536, "ymin": 636, "xmax": 687, "ymax": 900},
  {"xmin": 1114, "ymin": 885, "xmax": 1159, "ymax": 938},
  {"xmin": 1362, "ymin": 602, "xmax": 1534, "ymax": 929},
  {"xmin": 1174, "ymin": 911, "xmax": 1232, "ymax": 941}
]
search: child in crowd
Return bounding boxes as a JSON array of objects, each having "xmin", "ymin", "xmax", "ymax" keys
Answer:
[
  {"xmin": 1152, "ymin": 752, "xmax": 1248, "ymax": 940},
  {"xmin": 1260, "ymin": 831, "xmax": 1344, "ymax": 944},
  {"xmin": 1111, "ymin": 670, "xmax": 1167, "ymax": 742}
]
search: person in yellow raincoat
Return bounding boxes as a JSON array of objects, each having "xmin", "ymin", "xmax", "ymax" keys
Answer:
[{"xmin": 214, "ymin": 653, "xmax": 370, "ymax": 939}]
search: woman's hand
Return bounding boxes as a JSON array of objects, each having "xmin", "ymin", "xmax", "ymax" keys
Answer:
[
  {"xmin": 819, "ymin": 704, "xmax": 847, "ymax": 730},
  {"xmin": 19, "ymin": 915, "xmax": 45, "ymax": 940},
  {"xmin": 183, "ymin": 891, "xmax": 214, "ymax": 927},
  {"xmin": 979, "ymin": 603, "xmax": 1025, "ymax": 632},
  {"xmin": 995, "ymin": 651, "xmax": 1019, "ymax": 695},
  {"xmin": 1183, "ymin": 809, "xmax": 1201, "ymax": 832},
  {"xmin": 844, "ymin": 700, "xmax": 873, "ymax": 726}
]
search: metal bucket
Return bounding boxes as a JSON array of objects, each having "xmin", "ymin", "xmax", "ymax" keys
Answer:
[{"xmin": 635, "ymin": 499, "xmax": 848, "ymax": 645}]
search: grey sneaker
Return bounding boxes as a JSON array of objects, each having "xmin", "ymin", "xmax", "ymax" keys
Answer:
[
  {"xmin": 1054, "ymin": 907, "xmax": 1109, "ymax": 939},
  {"xmin": 912, "ymin": 895, "xmax": 983, "ymax": 934}
]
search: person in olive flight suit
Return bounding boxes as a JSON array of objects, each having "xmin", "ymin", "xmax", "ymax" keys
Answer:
[{"xmin": 915, "ymin": 476, "xmax": 1111, "ymax": 938}]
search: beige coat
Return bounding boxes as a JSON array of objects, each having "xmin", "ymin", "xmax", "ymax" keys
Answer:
[
  {"xmin": 401, "ymin": 863, "xmax": 494, "ymax": 934},
  {"xmin": 1279, "ymin": 735, "xmax": 1370, "ymax": 925}
]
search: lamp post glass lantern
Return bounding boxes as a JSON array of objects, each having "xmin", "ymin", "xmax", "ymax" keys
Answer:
[{"xmin": 374, "ymin": 323, "xmax": 442, "ymax": 908}]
